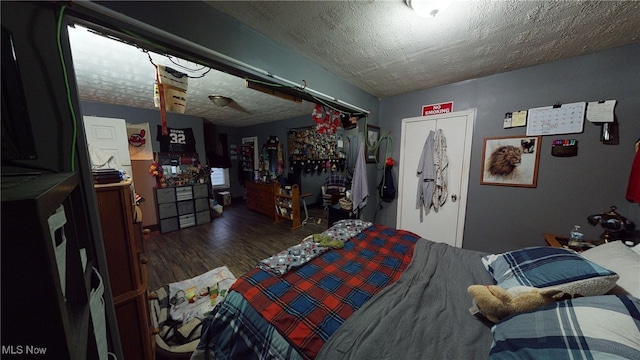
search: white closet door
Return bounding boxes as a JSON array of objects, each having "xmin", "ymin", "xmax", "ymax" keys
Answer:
[
  {"xmin": 396, "ymin": 109, "xmax": 475, "ymax": 247},
  {"xmin": 83, "ymin": 116, "xmax": 133, "ymax": 179}
]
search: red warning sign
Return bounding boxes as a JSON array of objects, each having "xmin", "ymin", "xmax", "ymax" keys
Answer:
[{"xmin": 422, "ymin": 102, "xmax": 453, "ymax": 116}]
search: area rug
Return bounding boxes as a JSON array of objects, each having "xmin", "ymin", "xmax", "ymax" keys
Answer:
[{"xmin": 167, "ymin": 266, "xmax": 236, "ymax": 323}]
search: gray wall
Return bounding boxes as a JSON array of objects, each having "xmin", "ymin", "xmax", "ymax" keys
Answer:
[{"xmin": 377, "ymin": 44, "xmax": 640, "ymax": 253}]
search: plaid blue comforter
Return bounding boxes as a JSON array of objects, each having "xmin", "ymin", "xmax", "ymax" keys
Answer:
[
  {"xmin": 192, "ymin": 290, "xmax": 303, "ymax": 360},
  {"xmin": 192, "ymin": 224, "xmax": 420, "ymax": 360}
]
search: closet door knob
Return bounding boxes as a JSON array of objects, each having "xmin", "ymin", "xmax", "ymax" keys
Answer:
[
  {"xmin": 141, "ymin": 257, "xmax": 149, "ymax": 264},
  {"xmin": 451, "ymin": 194, "xmax": 458, "ymax": 202}
]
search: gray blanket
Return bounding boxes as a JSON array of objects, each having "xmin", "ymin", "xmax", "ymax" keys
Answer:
[{"xmin": 316, "ymin": 238, "xmax": 494, "ymax": 360}]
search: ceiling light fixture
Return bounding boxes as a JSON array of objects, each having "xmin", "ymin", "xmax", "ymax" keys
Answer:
[
  {"xmin": 406, "ymin": 0, "xmax": 452, "ymax": 18},
  {"xmin": 208, "ymin": 95, "xmax": 232, "ymax": 107}
]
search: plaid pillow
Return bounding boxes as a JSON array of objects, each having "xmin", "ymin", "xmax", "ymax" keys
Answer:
[
  {"xmin": 482, "ymin": 246, "xmax": 618, "ymax": 296},
  {"xmin": 490, "ymin": 295, "xmax": 640, "ymax": 359}
]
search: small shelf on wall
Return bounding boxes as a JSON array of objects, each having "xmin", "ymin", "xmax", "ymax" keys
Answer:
[{"xmin": 274, "ymin": 184, "xmax": 302, "ymax": 230}]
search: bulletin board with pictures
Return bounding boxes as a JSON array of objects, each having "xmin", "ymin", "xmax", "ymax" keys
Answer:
[{"xmin": 287, "ymin": 126, "xmax": 339, "ymax": 161}]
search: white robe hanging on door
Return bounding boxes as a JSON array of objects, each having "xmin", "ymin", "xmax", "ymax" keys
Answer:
[
  {"xmin": 416, "ymin": 130, "xmax": 435, "ymax": 222},
  {"xmin": 432, "ymin": 129, "xmax": 448, "ymax": 212}
]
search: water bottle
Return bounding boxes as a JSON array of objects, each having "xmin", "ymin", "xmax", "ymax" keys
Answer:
[{"xmin": 569, "ymin": 225, "xmax": 584, "ymax": 246}]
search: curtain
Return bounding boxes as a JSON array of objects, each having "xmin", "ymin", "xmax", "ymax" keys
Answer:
[{"xmin": 204, "ymin": 123, "xmax": 232, "ymax": 168}]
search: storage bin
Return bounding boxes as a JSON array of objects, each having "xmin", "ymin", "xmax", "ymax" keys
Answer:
[
  {"xmin": 177, "ymin": 200, "xmax": 195, "ymax": 215},
  {"xmin": 175, "ymin": 186, "xmax": 193, "ymax": 201},
  {"xmin": 193, "ymin": 183, "xmax": 208, "ymax": 198},
  {"xmin": 217, "ymin": 191, "xmax": 231, "ymax": 206},
  {"xmin": 160, "ymin": 217, "xmax": 179, "ymax": 233},
  {"xmin": 196, "ymin": 210, "xmax": 211, "ymax": 225},
  {"xmin": 179, "ymin": 213, "xmax": 196, "ymax": 228},
  {"xmin": 195, "ymin": 198, "xmax": 209, "ymax": 212},
  {"xmin": 156, "ymin": 188, "xmax": 176, "ymax": 204},
  {"xmin": 157, "ymin": 203, "xmax": 177, "ymax": 219}
]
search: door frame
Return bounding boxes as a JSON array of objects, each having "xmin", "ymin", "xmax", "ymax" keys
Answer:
[{"xmin": 396, "ymin": 108, "xmax": 475, "ymax": 247}]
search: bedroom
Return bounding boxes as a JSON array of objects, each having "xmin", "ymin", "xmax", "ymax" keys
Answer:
[{"xmin": 1, "ymin": 1, "xmax": 639, "ymax": 359}]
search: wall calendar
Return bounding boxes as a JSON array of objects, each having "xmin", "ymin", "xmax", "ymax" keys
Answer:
[{"xmin": 525, "ymin": 101, "xmax": 586, "ymax": 136}]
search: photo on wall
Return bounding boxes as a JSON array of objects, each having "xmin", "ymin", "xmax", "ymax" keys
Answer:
[
  {"xmin": 365, "ymin": 125, "xmax": 380, "ymax": 163},
  {"xmin": 481, "ymin": 135, "xmax": 541, "ymax": 187}
]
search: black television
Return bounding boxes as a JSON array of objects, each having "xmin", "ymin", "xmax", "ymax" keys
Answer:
[{"xmin": 2, "ymin": 25, "xmax": 38, "ymax": 161}]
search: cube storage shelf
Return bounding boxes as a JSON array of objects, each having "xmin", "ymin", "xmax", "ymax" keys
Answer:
[{"xmin": 156, "ymin": 183, "xmax": 211, "ymax": 233}]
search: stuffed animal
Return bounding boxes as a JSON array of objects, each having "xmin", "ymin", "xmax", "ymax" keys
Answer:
[{"xmin": 467, "ymin": 285, "xmax": 569, "ymax": 323}]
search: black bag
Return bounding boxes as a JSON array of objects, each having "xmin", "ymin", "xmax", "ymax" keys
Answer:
[{"xmin": 378, "ymin": 164, "xmax": 396, "ymax": 202}]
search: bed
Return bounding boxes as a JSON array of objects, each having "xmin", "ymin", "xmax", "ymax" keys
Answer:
[{"xmin": 190, "ymin": 221, "xmax": 640, "ymax": 360}]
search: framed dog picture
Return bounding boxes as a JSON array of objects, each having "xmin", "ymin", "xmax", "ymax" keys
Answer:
[{"xmin": 481, "ymin": 135, "xmax": 541, "ymax": 187}]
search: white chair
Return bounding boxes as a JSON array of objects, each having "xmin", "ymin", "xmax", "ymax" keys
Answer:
[{"xmin": 321, "ymin": 185, "xmax": 346, "ymax": 210}]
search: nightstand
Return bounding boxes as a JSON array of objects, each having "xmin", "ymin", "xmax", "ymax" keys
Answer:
[{"xmin": 543, "ymin": 233, "xmax": 597, "ymax": 252}]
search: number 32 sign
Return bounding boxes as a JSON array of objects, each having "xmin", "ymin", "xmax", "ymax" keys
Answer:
[{"xmin": 157, "ymin": 125, "xmax": 196, "ymax": 153}]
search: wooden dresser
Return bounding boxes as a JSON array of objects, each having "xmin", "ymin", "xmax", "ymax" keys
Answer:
[
  {"xmin": 95, "ymin": 180, "xmax": 155, "ymax": 360},
  {"xmin": 245, "ymin": 181, "xmax": 278, "ymax": 221}
]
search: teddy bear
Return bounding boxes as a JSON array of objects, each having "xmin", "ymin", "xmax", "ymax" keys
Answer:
[{"xmin": 467, "ymin": 285, "xmax": 571, "ymax": 323}]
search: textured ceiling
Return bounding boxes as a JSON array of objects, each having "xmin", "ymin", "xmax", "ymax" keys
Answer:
[
  {"xmin": 205, "ymin": 0, "xmax": 640, "ymax": 98},
  {"xmin": 68, "ymin": 24, "xmax": 316, "ymax": 127},
  {"xmin": 69, "ymin": 1, "xmax": 640, "ymax": 127}
]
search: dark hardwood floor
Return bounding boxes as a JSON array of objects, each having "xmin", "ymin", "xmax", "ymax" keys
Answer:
[{"xmin": 143, "ymin": 199, "xmax": 329, "ymax": 290}]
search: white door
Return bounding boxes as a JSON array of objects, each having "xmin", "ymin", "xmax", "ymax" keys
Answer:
[
  {"xmin": 83, "ymin": 116, "xmax": 133, "ymax": 179},
  {"xmin": 396, "ymin": 109, "xmax": 475, "ymax": 247}
]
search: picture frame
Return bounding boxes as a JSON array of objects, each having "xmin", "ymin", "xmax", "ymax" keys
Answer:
[
  {"xmin": 481, "ymin": 135, "xmax": 541, "ymax": 187},
  {"xmin": 229, "ymin": 144, "xmax": 238, "ymax": 160},
  {"xmin": 365, "ymin": 125, "xmax": 380, "ymax": 163}
]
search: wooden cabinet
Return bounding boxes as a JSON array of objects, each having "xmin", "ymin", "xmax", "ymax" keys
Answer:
[
  {"xmin": 95, "ymin": 180, "xmax": 154, "ymax": 360},
  {"xmin": 155, "ymin": 183, "xmax": 211, "ymax": 233},
  {"xmin": 245, "ymin": 181, "xmax": 277, "ymax": 221},
  {"xmin": 274, "ymin": 184, "xmax": 302, "ymax": 229},
  {"xmin": 1, "ymin": 173, "xmax": 100, "ymax": 359}
]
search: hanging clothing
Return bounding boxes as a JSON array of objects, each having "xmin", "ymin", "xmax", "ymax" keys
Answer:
[
  {"xmin": 626, "ymin": 142, "xmax": 640, "ymax": 203},
  {"xmin": 351, "ymin": 143, "xmax": 369, "ymax": 213},
  {"xmin": 346, "ymin": 134, "xmax": 359, "ymax": 180},
  {"xmin": 88, "ymin": 143, "xmax": 122, "ymax": 171},
  {"xmin": 416, "ymin": 130, "xmax": 435, "ymax": 222},
  {"xmin": 432, "ymin": 129, "xmax": 449, "ymax": 212}
]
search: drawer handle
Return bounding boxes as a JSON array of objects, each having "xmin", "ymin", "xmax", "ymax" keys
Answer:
[{"xmin": 141, "ymin": 257, "xmax": 149, "ymax": 264}]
